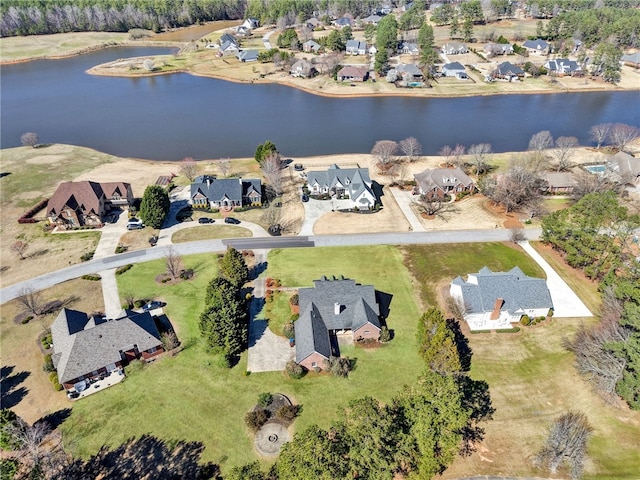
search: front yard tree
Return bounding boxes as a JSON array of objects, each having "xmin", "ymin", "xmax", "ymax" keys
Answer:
[
  {"xmin": 416, "ymin": 307, "xmax": 462, "ymax": 374},
  {"xmin": 399, "ymin": 136, "xmax": 423, "ymax": 162},
  {"xmin": 139, "ymin": 185, "xmax": 170, "ymax": 229},
  {"xmin": 418, "ymin": 23, "xmax": 438, "ymax": 72},
  {"xmin": 371, "ymin": 140, "xmax": 398, "ymax": 175},
  {"xmin": 375, "ymin": 13, "xmax": 398, "ymax": 73},
  {"xmin": 484, "ymin": 165, "xmax": 545, "ymax": 213},
  {"xmin": 17, "ymin": 287, "xmax": 43, "ymax": 316},
  {"xmin": 528, "ymin": 130, "xmax": 554, "ymax": 157},
  {"xmin": 179, "ymin": 157, "xmax": 197, "ymax": 182},
  {"xmin": 20, "ymin": 132, "xmax": 39, "ymax": 148},
  {"xmin": 592, "ymin": 42, "xmax": 622, "ymax": 83},
  {"xmin": 364, "ymin": 24, "xmax": 376, "ymax": 43},
  {"xmin": 219, "ymin": 247, "xmax": 249, "ymax": 288},
  {"xmin": 534, "ymin": 412, "xmax": 593, "ymax": 479},
  {"xmin": 325, "ymin": 30, "xmax": 345, "ymax": 52},
  {"xmin": 11, "ymin": 240, "xmax": 29, "ymax": 260},
  {"xmin": 254, "ymin": 140, "xmax": 278, "ymax": 165},
  {"xmin": 468, "ymin": 143, "xmax": 492, "ymax": 174},
  {"xmin": 165, "ymin": 247, "xmax": 183, "ymax": 281},
  {"xmin": 608, "ymin": 123, "xmax": 639, "ymax": 152}
]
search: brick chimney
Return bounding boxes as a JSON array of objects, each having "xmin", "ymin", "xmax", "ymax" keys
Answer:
[
  {"xmin": 334, "ymin": 302, "xmax": 341, "ymax": 315},
  {"xmin": 490, "ymin": 298, "xmax": 503, "ymax": 320}
]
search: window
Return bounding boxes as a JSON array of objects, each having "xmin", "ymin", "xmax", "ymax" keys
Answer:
[{"xmin": 311, "ymin": 362, "xmax": 317, "ymax": 368}]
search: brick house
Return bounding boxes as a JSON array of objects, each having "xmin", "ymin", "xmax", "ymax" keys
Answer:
[{"xmin": 414, "ymin": 167, "xmax": 475, "ymax": 199}]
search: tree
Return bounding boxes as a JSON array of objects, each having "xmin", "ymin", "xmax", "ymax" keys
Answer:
[
  {"xmin": 589, "ymin": 123, "xmax": 612, "ymax": 149},
  {"xmin": 11, "ymin": 240, "xmax": 29, "ymax": 260},
  {"xmin": 371, "ymin": 140, "xmax": 398, "ymax": 175},
  {"xmin": 592, "ymin": 42, "xmax": 622, "ymax": 83},
  {"xmin": 17, "ymin": 287, "xmax": 43, "ymax": 316},
  {"xmin": 399, "ymin": 137, "xmax": 422, "ymax": 161},
  {"xmin": 179, "ymin": 157, "xmax": 197, "ymax": 182},
  {"xmin": 468, "ymin": 143, "xmax": 492, "ymax": 174},
  {"xmin": 260, "ymin": 152, "xmax": 283, "ymax": 196},
  {"xmin": 2, "ymin": 416, "xmax": 51, "ymax": 476},
  {"xmin": 0, "ymin": 409, "xmax": 21, "ymax": 450},
  {"xmin": 254, "ymin": 140, "xmax": 278, "ymax": 165},
  {"xmin": 399, "ymin": 5, "xmax": 425, "ymax": 31},
  {"xmin": 453, "ymin": 144, "xmax": 466, "ymax": 166},
  {"xmin": 462, "ymin": 17, "xmax": 474, "ymax": 42},
  {"xmin": 277, "ymin": 28, "xmax": 300, "ymax": 49},
  {"xmin": 439, "ymin": 145, "xmax": 453, "ymax": 166},
  {"xmin": 219, "ymin": 247, "xmax": 249, "ymax": 288},
  {"xmin": 483, "ymin": 165, "xmax": 546, "ymax": 213},
  {"xmin": 165, "ymin": 247, "xmax": 183, "ymax": 281},
  {"xmin": 416, "ymin": 307, "xmax": 462, "ymax": 374},
  {"xmin": 376, "ymin": 14, "xmax": 398, "ymax": 51},
  {"xmin": 552, "ymin": 136, "xmax": 578, "ymax": 171},
  {"xmin": 217, "ymin": 157, "xmax": 231, "ymax": 178},
  {"xmin": 325, "ymin": 30, "xmax": 345, "ymax": 51},
  {"xmin": 161, "ymin": 331, "xmax": 179, "ymax": 351},
  {"xmin": 374, "ymin": 48, "xmax": 389, "ymax": 74},
  {"xmin": 528, "ymin": 130, "xmax": 554, "ymax": 155},
  {"xmin": 262, "ymin": 203, "xmax": 283, "ymax": 234},
  {"xmin": 20, "ymin": 132, "xmax": 39, "ymax": 148},
  {"xmin": 364, "ymin": 24, "xmax": 376, "ymax": 43},
  {"xmin": 449, "ymin": 14, "xmax": 459, "ymax": 38},
  {"xmin": 139, "ymin": 185, "xmax": 170, "ymax": 229},
  {"xmin": 417, "ymin": 23, "xmax": 438, "ymax": 71},
  {"xmin": 340, "ymin": 25, "xmax": 353, "ymax": 42},
  {"xmin": 608, "ymin": 123, "xmax": 639, "ymax": 151},
  {"xmin": 413, "ymin": 194, "xmax": 459, "ymax": 220},
  {"xmin": 227, "ymin": 461, "xmax": 266, "ymax": 480},
  {"xmin": 431, "ymin": 4, "xmax": 454, "ymax": 25},
  {"xmin": 534, "ymin": 412, "xmax": 593, "ymax": 479}
]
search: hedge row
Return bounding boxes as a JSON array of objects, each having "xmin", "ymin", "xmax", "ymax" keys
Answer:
[{"xmin": 18, "ymin": 198, "xmax": 48, "ymax": 224}]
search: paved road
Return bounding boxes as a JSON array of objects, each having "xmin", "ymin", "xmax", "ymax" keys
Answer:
[{"xmin": 0, "ymin": 228, "xmax": 542, "ymax": 304}]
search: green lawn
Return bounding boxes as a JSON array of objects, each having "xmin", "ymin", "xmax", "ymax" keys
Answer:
[
  {"xmin": 261, "ymin": 290, "xmax": 295, "ymax": 338},
  {"xmin": 171, "ymin": 225, "xmax": 252, "ymax": 243}
]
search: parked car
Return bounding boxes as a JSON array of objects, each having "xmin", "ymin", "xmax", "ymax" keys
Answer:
[
  {"xmin": 301, "ymin": 195, "xmax": 309, "ymax": 202},
  {"xmin": 143, "ymin": 300, "xmax": 165, "ymax": 311},
  {"xmin": 127, "ymin": 218, "xmax": 144, "ymax": 230},
  {"xmin": 198, "ymin": 217, "xmax": 214, "ymax": 224},
  {"xmin": 224, "ymin": 217, "xmax": 241, "ymax": 224},
  {"xmin": 294, "ymin": 163, "xmax": 304, "ymax": 171}
]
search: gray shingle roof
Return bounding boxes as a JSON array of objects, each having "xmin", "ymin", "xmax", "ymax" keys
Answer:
[
  {"xmin": 191, "ymin": 176, "xmax": 261, "ymax": 204},
  {"xmin": 294, "ymin": 278, "xmax": 381, "ymax": 362},
  {"xmin": 495, "ymin": 61, "xmax": 524, "ymax": 76},
  {"xmin": 51, "ymin": 308, "xmax": 162, "ymax": 384},
  {"xmin": 442, "ymin": 62, "xmax": 466, "ymax": 72},
  {"xmin": 453, "ymin": 267, "xmax": 553, "ymax": 316},
  {"xmin": 523, "ymin": 39, "xmax": 549, "ymax": 51},
  {"xmin": 414, "ymin": 167, "xmax": 474, "ymax": 192},
  {"xmin": 306, "ymin": 165, "xmax": 374, "ymax": 200}
]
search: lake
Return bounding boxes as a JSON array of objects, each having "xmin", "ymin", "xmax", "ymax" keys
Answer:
[{"xmin": 1, "ymin": 47, "xmax": 638, "ymax": 160}]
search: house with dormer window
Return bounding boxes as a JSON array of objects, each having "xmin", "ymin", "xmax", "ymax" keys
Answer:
[
  {"xmin": 190, "ymin": 175, "xmax": 262, "ymax": 208},
  {"xmin": 306, "ymin": 164, "xmax": 377, "ymax": 210},
  {"xmin": 414, "ymin": 167, "xmax": 475, "ymax": 199}
]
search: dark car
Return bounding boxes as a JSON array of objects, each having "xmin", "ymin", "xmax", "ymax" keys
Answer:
[
  {"xmin": 301, "ymin": 195, "xmax": 309, "ymax": 202},
  {"xmin": 294, "ymin": 163, "xmax": 304, "ymax": 171},
  {"xmin": 143, "ymin": 300, "xmax": 164, "ymax": 311},
  {"xmin": 225, "ymin": 217, "xmax": 241, "ymax": 225},
  {"xmin": 198, "ymin": 217, "xmax": 214, "ymax": 224}
]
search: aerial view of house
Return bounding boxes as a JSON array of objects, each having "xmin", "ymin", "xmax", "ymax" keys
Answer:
[
  {"xmin": 450, "ymin": 267, "xmax": 553, "ymax": 330},
  {"xmin": 414, "ymin": 167, "xmax": 475, "ymax": 199},
  {"xmin": 190, "ymin": 175, "xmax": 262, "ymax": 208},
  {"xmin": 294, "ymin": 277, "xmax": 381, "ymax": 370},
  {"xmin": 306, "ymin": 164, "xmax": 376, "ymax": 209}
]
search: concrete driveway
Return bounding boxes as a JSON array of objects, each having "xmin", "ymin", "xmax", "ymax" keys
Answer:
[
  {"xmin": 387, "ymin": 187, "xmax": 426, "ymax": 232},
  {"xmin": 93, "ymin": 210, "xmax": 129, "ymax": 259},
  {"xmin": 298, "ymin": 197, "xmax": 355, "ymax": 235},
  {"xmin": 519, "ymin": 241, "xmax": 592, "ymax": 318}
]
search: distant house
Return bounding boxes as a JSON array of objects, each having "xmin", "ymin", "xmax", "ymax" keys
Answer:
[
  {"xmin": 218, "ymin": 33, "xmax": 239, "ymax": 56},
  {"xmin": 333, "ymin": 16, "xmax": 352, "ymax": 28},
  {"xmin": 306, "ymin": 164, "xmax": 377, "ymax": 210},
  {"xmin": 441, "ymin": 61, "xmax": 468, "ymax": 78},
  {"xmin": 51, "ymin": 308, "xmax": 164, "ymax": 392},
  {"xmin": 290, "ymin": 59, "xmax": 317, "ymax": 78},
  {"xmin": 303, "ymin": 40, "xmax": 322, "ymax": 53},
  {"xmin": 607, "ymin": 151, "xmax": 640, "ymax": 185},
  {"xmin": 450, "ymin": 267, "xmax": 553, "ymax": 330},
  {"xmin": 47, "ymin": 181, "xmax": 133, "ymax": 227},
  {"xmin": 190, "ymin": 175, "xmax": 262, "ymax": 208},
  {"xmin": 493, "ymin": 61, "xmax": 525, "ymax": 80},
  {"xmin": 414, "ymin": 167, "xmax": 475, "ymax": 199},
  {"xmin": 234, "ymin": 26, "xmax": 252, "ymax": 37},
  {"xmin": 361, "ymin": 14, "xmax": 382, "ymax": 25},
  {"xmin": 399, "ymin": 42, "xmax": 419, "ymax": 56},
  {"xmin": 396, "ymin": 63, "xmax": 423, "ymax": 81},
  {"xmin": 522, "ymin": 38, "xmax": 550, "ymax": 55},
  {"xmin": 305, "ymin": 17, "xmax": 322, "ymax": 29},
  {"xmin": 441, "ymin": 42, "xmax": 468, "ymax": 55},
  {"xmin": 484, "ymin": 43, "xmax": 514, "ymax": 56},
  {"xmin": 236, "ymin": 49, "xmax": 258, "ymax": 62},
  {"xmin": 621, "ymin": 52, "xmax": 640, "ymax": 68},
  {"xmin": 337, "ymin": 65, "xmax": 369, "ymax": 82},
  {"xmin": 543, "ymin": 171, "xmax": 577, "ymax": 194},
  {"xmin": 346, "ymin": 39, "xmax": 367, "ymax": 55},
  {"xmin": 241, "ymin": 18, "xmax": 259, "ymax": 29},
  {"xmin": 295, "ymin": 277, "xmax": 381, "ymax": 370},
  {"xmin": 544, "ymin": 58, "xmax": 581, "ymax": 76}
]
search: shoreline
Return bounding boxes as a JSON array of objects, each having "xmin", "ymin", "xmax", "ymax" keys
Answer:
[{"xmin": 5, "ymin": 40, "xmax": 638, "ymax": 100}]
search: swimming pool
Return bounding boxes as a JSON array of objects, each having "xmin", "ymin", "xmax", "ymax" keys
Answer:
[{"xmin": 584, "ymin": 164, "xmax": 606, "ymax": 174}]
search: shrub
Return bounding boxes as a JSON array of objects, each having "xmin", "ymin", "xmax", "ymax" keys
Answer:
[
  {"xmin": 325, "ymin": 356, "xmax": 352, "ymax": 378},
  {"xmin": 276, "ymin": 404, "xmax": 300, "ymax": 421},
  {"xmin": 283, "ymin": 322, "xmax": 295, "ymax": 338},
  {"xmin": 245, "ymin": 409, "xmax": 270, "ymax": 432},
  {"xmin": 80, "ymin": 251, "xmax": 94, "ymax": 262},
  {"xmin": 285, "ymin": 360, "xmax": 305, "ymax": 379},
  {"xmin": 497, "ymin": 327, "xmax": 520, "ymax": 333},
  {"xmin": 0, "ymin": 459, "xmax": 19, "ymax": 478},
  {"xmin": 161, "ymin": 277, "xmax": 171, "ymax": 283},
  {"xmin": 81, "ymin": 274, "xmax": 101, "ymax": 281},
  {"xmin": 43, "ymin": 354, "xmax": 55, "ymax": 372},
  {"xmin": 115, "ymin": 244, "xmax": 127, "ymax": 254},
  {"xmin": 180, "ymin": 268, "xmax": 194, "ymax": 280},
  {"xmin": 521, "ymin": 315, "xmax": 531, "ymax": 326},
  {"xmin": 289, "ymin": 293, "xmax": 299, "ymax": 306},
  {"xmin": 133, "ymin": 299, "xmax": 145, "ymax": 308},
  {"xmin": 116, "ymin": 264, "xmax": 133, "ymax": 275},
  {"xmin": 379, "ymin": 326, "xmax": 391, "ymax": 342},
  {"xmin": 21, "ymin": 316, "xmax": 33, "ymax": 324},
  {"xmin": 257, "ymin": 392, "xmax": 273, "ymax": 408},
  {"xmin": 126, "ymin": 359, "xmax": 146, "ymax": 374},
  {"xmin": 41, "ymin": 332, "xmax": 53, "ymax": 349},
  {"xmin": 548, "ymin": 309, "xmax": 554, "ymax": 317},
  {"xmin": 49, "ymin": 372, "xmax": 63, "ymax": 391}
]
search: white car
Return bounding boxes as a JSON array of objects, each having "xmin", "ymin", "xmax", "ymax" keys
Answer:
[{"xmin": 126, "ymin": 218, "xmax": 144, "ymax": 230}]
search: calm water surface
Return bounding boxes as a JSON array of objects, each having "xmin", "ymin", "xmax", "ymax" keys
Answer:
[{"xmin": 1, "ymin": 47, "xmax": 638, "ymax": 160}]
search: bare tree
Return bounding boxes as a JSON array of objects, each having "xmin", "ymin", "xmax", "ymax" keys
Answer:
[
  {"xmin": 371, "ymin": 140, "xmax": 398, "ymax": 175},
  {"xmin": 3, "ymin": 417, "xmax": 52, "ymax": 473},
  {"xmin": 483, "ymin": 166, "xmax": 546, "ymax": 213},
  {"xmin": 534, "ymin": 411, "xmax": 593, "ymax": 479},
  {"xmin": 399, "ymin": 136, "xmax": 423, "ymax": 162},
  {"xmin": 20, "ymin": 132, "xmax": 39, "ymax": 148},
  {"xmin": 528, "ymin": 130, "xmax": 554, "ymax": 153},
  {"xmin": 468, "ymin": 143, "xmax": 492, "ymax": 174},
  {"xmin": 262, "ymin": 202, "xmax": 282, "ymax": 230},
  {"xmin": 11, "ymin": 240, "xmax": 29, "ymax": 260},
  {"xmin": 589, "ymin": 123, "xmax": 612, "ymax": 149},
  {"xmin": 321, "ymin": 52, "xmax": 344, "ymax": 74},
  {"xmin": 299, "ymin": 25, "xmax": 313, "ymax": 42},
  {"xmin": 445, "ymin": 295, "xmax": 466, "ymax": 322},
  {"xmin": 552, "ymin": 136, "xmax": 579, "ymax": 171},
  {"xmin": 17, "ymin": 287, "xmax": 43, "ymax": 316},
  {"xmin": 453, "ymin": 144, "xmax": 466, "ymax": 167},
  {"xmin": 217, "ymin": 157, "xmax": 231, "ymax": 178},
  {"xmin": 571, "ymin": 169, "xmax": 619, "ymax": 199},
  {"xmin": 179, "ymin": 157, "xmax": 197, "ymax": 182},
  {"xmin": 413, "ymin": 194, "xmax": 459, "ymax": 219},
  {"xmin": 261, "ymin": 152, "xmax": 284, "ymax": 196},
  {"xmin": 165, "ymin": 247, "xmax": 183, "ymax": 281},
  {"xmin": 608, "ymin": 123, "xmax": 639, "ymax": 151},
  {"xmin": 439, "ymin": 145, "xmax": 453, "ymax": 166}
]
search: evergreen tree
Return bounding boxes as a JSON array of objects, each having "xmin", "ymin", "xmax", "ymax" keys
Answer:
[
  {"xmin": 375, "ymin": 14, "xmax": 398, "ymax": 51},
  {"xmin": 139, "ymin": 185, "xmax": 170, "ymax": 229},
  {"xmin": 219, "ymin": 247, "xmax": 249, "ymax": 288},
  {"xmin": 462, "ymin": 17, "xmax": 474, "ymax": 42},
  {"xmin": 418, "ymin": 23, "xmax": 439, "ymax": 72},
  {"xmin": 416, "ymin": 307, "xmax": 462, "ymax": 375},
  {"xmin": 254, "ymin": 140, "xmax": 277, "ymax": 164}
]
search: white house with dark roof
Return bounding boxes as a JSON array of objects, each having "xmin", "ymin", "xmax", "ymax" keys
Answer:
[
  {"xmin": 484, "ymin": 43, "xmax": 514, "ymax": 56},
  {"xmin": 190, "ymin": 175, "xmax": 262, "ymax": 208},
  {"xmin": 450, "ymin": 267, "xmax": 553, "ymax": 330},
  {"xmin": 545, "ymin": 58, "xmax": 581, "ymax": 76},
  {"xmin": 237, "ymin": 49, "xmax": 258, "ymax": 62},
  {"xmin": 441, "ymin": 61, "xmax": 468, "ymax": 79},
  {"xmin": 295, "ymin": 277, "xmax": 381, "ymax": 370},
  {"xmin": 414, "ymin": 167, "xmax": 475, "ymax": 199},
  {"xmin": 51, "ymin": 308, "xmax": 164, "ymax": 392},
  {"xmin": 522, "ymin": 38, "xmax": 550, "ymax": 55},
  {"xmin": 346, "ymin": 40, "xmax": 367, "ymax": 55},
  {"xmin": 306, "ymin": 164, "xmax": 377, "ymax": 210},
  {"xmin": 441, "ymin": 42, "xmax": 468, "ymax": 55}
]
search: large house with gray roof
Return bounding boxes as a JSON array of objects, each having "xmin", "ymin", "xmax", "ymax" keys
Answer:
[
  {"xmin": 414, "ymin": 167, "xmax": 475, "ymax": 199},
  {"xmin": 295, "ymin": 277, "xmax": 381, "ymax": 370},
  {"xmin": 450, "ymin": 267, "xmax": 553, "ymax": 330},
  {"xmin": 306, "ymin": 164, "xmax": 377, "ymax": 210},
  {"xmin": 51, "ymin": 308, "xmax": 164, "ymax": 392},
  {"xmin": 190, "ymin": 175, "xmax": 262, "ymax": 209}
]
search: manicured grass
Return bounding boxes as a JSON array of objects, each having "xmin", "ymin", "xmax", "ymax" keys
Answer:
[
  {"xmin": 401, "ymin": 242, "xmax": 545, "ymax": 306},
  {"xmin": 61, "ymin": 246, "xmax": 425, "ymax": 474},
  {"xmin": 261, "ymin": 290, "xmax": 295, "ymax": 338},
  {"xmin": 171, "ymin": 225, "xmax": 252, "ymax": 243}
]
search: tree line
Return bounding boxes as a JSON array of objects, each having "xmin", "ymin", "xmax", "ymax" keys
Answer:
[{"xmin": 0, "ymin": 0, "xmax": 246, "ymax": 37}]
